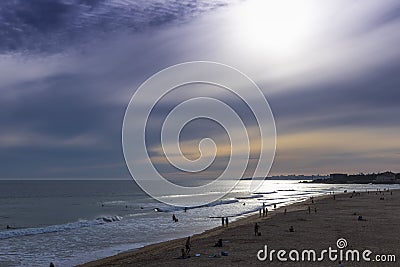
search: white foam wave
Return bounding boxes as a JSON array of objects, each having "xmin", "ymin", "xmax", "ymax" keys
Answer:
[{"xmin": 0, "ymin": 216, "xmax": 122, "ymax": 240}]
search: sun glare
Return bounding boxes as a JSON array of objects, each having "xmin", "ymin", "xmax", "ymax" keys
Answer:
[{"xmin": 232, "ymin": 0, "xmax": 318, "ymax": 57}]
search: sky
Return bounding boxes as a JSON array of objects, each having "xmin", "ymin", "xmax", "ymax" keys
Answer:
[{"xmin": 1, "ymin": 0, "xmax": 400, "ymax": 180}]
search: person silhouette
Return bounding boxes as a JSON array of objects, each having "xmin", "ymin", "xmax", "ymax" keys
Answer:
[
  {"xmin": 185, "ymin": 236, "xmax": 191, "ymax": 255},
  {"xmin": 254, "ymin": 223, "xmax": 259, "ymax": 236}
]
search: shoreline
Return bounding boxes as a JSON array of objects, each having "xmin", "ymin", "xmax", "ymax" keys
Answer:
[
  {"xmin": 78, "ymin": 196, "xmax": 316, "ymax": 266},
  {"xmin": 78, "ymin": 190, "xmax": 399, "ymax": 266}
]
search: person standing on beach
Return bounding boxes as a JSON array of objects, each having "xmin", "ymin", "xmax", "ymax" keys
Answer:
[
  {"xmin": 259, "ymin": 209, "xmax": 262, "ymax": 217},
  {"xmin": 185, "ymin": 236, "xmax": 191, "ymax": 255},
  {"xmin": 254, "ymin": 223, "xmax": 259, "ymax": 236},
  {"xmin": 225, "ymin": 217, "xmax": 229, "ymax": 227},
  {"xmin": 221, "ymin": 217, "xmax": 225, "ymax": 226},
  {"xmin": 265, "ymin": 207, "xmax": 268, "ymax": 217}
]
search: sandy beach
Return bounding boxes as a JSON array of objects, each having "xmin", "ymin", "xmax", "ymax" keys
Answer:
[{"xmin": 79, "ymin": 189, "xmax": 399, "ymax": 267}]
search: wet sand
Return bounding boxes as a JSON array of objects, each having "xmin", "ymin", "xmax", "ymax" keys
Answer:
[{"xmin": 79, "ymin": 189, "xmax": 399, "ymax": 267}]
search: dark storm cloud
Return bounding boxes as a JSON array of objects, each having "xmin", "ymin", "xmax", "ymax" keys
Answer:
[
  {"xmin": 0, "ymin": 0, "xmax": 235, "ymax": 53},
  {"xmin": 13, "ymin": 0, "xmax": 73, "ymax": 31}
]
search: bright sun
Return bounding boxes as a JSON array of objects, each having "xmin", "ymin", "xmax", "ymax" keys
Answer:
[{"xmin": 232, "ymin": 0, "xmax": 318, "ymax": 57}]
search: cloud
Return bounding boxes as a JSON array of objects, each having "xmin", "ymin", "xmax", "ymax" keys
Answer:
[
  {"xmin": 272, "ymin": 127, "xmax": 400, "ymax": 175},
  {"xmin": 0, "ymin": 0, "xmax": 238, "ymax": 53},
  {"xmin": 0, "ymin": 131, "xmax": 100, "ymax": 148},
  {"xmin": 1, "ymin": 0, "xmax": 400, "ymax": 179}
]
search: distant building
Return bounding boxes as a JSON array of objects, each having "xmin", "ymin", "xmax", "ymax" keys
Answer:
[
  {"xmin": 348, "ymin": 174, "xmax": 376, "ymax": 183},
  {"xmin": 376, "ymin": 172, "xmax": 396, "ymax": 183},
  {"xmin": 395, "ymin": 173, "xmax": 400, "ymax": 184},
  {"xmin": 330, "ymin": 173, "xmax": 348, "ymax": 180}
]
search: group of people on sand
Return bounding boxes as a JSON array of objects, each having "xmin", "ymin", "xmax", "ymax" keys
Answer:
[
  {"xmin": 176, "ymin": 189, "xmax": 396, "ymax": 263},
  {"xmin": 372, "ymin": 188, "xmax": 393, "ymax": 197},
  {"xmin": 259, "ymin": 202, "xmax": 269, "ymax": 217},
  {"xmin": 307, "ymin": 205, "xmax": 317, "ymax": 214}
]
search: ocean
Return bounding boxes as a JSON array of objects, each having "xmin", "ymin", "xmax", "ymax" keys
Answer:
[{"xmin": 1, "ymin": 179, "xmax": 399, "ymax": 267}]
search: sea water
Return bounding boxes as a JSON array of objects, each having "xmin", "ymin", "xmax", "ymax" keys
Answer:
[{"xmin": 0, "ymin": 179, "xmax": 398, "ymax": 266}]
